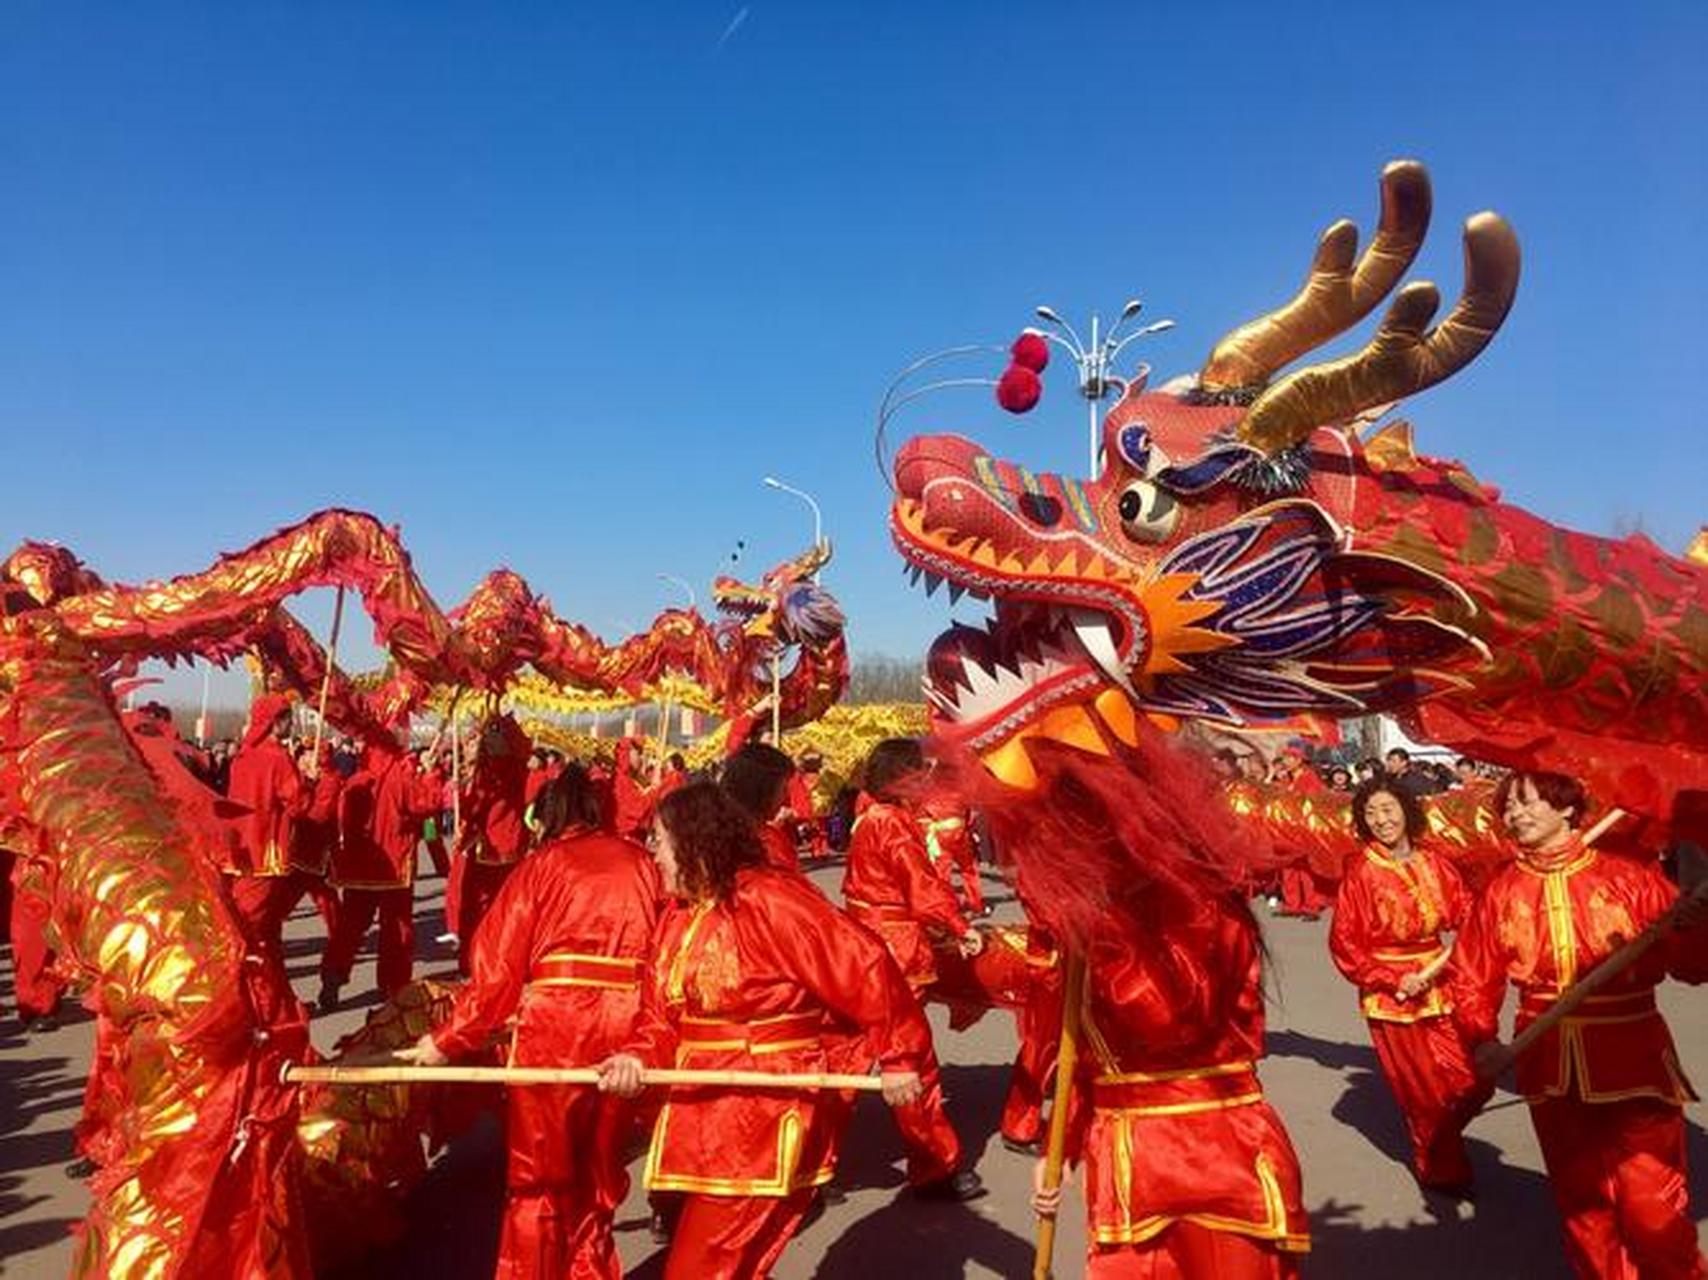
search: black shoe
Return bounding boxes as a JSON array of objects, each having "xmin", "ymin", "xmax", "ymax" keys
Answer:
[
  {"xmin": 65, "ymin": 1157, "xmax": 97, "ymax": 1180},
  {"xmin": 913, "ymin": 1169, "xmax": 986, "ymax": 1202},
  {"xmin": 1000, "ymin": 1135, "xmax": 1041, "ymax": 1156},
  {"xmin": 819, "ymin": 1182, "xmax": 847, "ymax": 1206},
  {"xmin": 315, "ymin": 981, "xmax": 341, "ymax": 1015},
  {"xmin": 648, "ymin": 1210, "xmax": 672, "ymax": 1245},
  {"xmin": 21, "ymin": 1012, "xmax": 60, "ymax": 1034}
]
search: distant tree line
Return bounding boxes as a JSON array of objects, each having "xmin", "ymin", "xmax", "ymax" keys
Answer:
[{"xmin": 845, "ymin": 653, "xmax": 924, "ymax": 705}]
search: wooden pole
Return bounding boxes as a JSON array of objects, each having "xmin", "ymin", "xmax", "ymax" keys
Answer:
[
  {"xmin": 448, "ymin": 691, "xmax": 464, "ymax": 839},
  {"xmin": 311, "ymin": 585, "xmax": 347, "ymax": 757},
  {"xmin": 1033, "ymin": 952, "xmax": 1087, "ymax": 1280},
  {"xmin": 771, "ymin": 646, "xmax": 783, "ymax": 744},
  {"xmin": 283, "ymin": 1063, "xmax": 887, "ymax": 1091}
]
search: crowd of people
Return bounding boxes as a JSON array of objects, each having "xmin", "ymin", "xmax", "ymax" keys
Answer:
[{"xmin": 4, "ymin": 696, "xmax": 1707, "ymax": 1280}]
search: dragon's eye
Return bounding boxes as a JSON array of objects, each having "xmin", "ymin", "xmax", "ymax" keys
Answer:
[{"xmin": 1117, "ymin": 480, "xmax": 1179, "ymax": 543}]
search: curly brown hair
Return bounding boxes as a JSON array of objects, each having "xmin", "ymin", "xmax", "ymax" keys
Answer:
[{"xmin": 656, "ymin": 781, "xmax": 765, "ymax": 902}]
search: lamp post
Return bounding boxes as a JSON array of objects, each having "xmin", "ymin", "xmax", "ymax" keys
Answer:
[
  {"xmin": 656, "ymin": 573, "xmax": 696, "ymax": 609},
  {"xmin": 760, "ymin": 476, "xmax": 827, "ymax": 743},
  {"xmin": 1031, "ymin": 301, "xmax": 1175, "ymax": 475},
  {"xmin": 761, "ymin": 476, "xmax": 824, "ymax": 560}
]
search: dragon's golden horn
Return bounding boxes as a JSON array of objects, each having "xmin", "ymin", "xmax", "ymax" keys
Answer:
[
  {"xmin": 1200, "ymin": 160, "xmax": 1433, "ymax": 392},
  {"xmin": 1238, "ymin": 212, "xmax": 1521, "ymax": 453}
]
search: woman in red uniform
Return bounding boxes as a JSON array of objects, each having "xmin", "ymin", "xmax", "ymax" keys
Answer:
[
  {"xmin": 455, "ymin": 713, "xmax": 533, "ymax": 967},
  {"xmin": 404, "ymin": 764, "xmax": 660, "ymax": 1280},
  {"xmin": 597, "ymin": 782, "xmax": 935, "ymax": 1280},
  {"xmin": 842, "ymin": 738, "xmax": 985, "ymax": 1199},
  {"xmin": 1329, "ymin": 778, "xmax": 1486, "ymax": 1196},
  {"xmin": 1031, "ymin": 882, "xmax": 1311, "ymax": 1278},
  {"xmin": 1452, "ymin": 770, "xmax": 1708, "ymax": 1279},
  {"xmin": 319, "ymin": 738, "xmax": 443, "ymax": 1008},
  {"xmin": 722, "ymin": 742, "xmax": 803, "ymax": 873}
]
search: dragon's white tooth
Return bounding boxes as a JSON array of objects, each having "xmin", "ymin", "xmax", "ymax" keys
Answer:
[
  {"xmin": 961, "ymin": 658, "xmax": 1000, "ymax": 700},
  {"xmin": 924, "ymin": 572, "xmax": 944, "ymax": 598},
  {"xmin": 908, "ymin": 565, "xmax": 924, "ymax": 585},
  {"xmin": 948, "ymin": 583, "xmax": 965, "ymax": 605},
  {"xmin": 1072, "ymin": 612, "xmax": 1143, "ymax": 701}
]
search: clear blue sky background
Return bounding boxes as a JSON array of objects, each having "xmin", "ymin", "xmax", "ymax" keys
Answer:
[{"xmin": 3, "ymin": 2, "xmax": 1703, "ymax": 707}]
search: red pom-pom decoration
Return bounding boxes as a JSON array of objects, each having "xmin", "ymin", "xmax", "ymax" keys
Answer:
[
  {"xmin": 996, "ymin": 364, "xmax": 1042, "ymax": 414},
  {"xmin": 1011, "ymin": 330, "xmax": 1050, "ymax": 373}
]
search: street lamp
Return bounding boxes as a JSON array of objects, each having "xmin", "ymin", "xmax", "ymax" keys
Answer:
[
  {"xmin": 760, "ymin": 476, "xmax": 827, "ymax": 745},
  {"xmin": 761, "ymin": 476, "xmax": 824, "ymax": 554},
  {"xmin": 657, "ymin": 573, "xmax": 696, "ymax": 609},
  {"xmin": 1031, "ymin": 300, "xmax": 1175, "ymax": 475}
]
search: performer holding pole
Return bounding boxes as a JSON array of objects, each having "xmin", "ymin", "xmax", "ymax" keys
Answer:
[
  {"xmin": 1452, "ymin": 773, "xmax": 1708, "ymax": 1278},
  {"xmin": 397, "ymin": 764, "xmax": 659, "ymax": 1280},
  {"xmin": 595, "ymin": 782, "xmax": 934, "ymax": 1280}
]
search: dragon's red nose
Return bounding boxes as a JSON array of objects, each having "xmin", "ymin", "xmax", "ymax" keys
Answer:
[{"xmin": 894, "ymin": 434, "xmax": 982, "ymax": 501}]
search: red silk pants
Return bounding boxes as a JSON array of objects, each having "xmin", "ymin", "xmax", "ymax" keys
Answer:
[
  {"xmin": 1367, "ymin": 1015, "xmax": 1490, "ymax": 1189},
  {"xmin": 497, "ymin": 1083, "xmax": 631, "ymax": 1280},
  {"xmin": 457, "ymin": 860, "xmax": 516, "ymax": 975},
  {"xmin": 1530, "ymin": 1095, "xmax": 1705, "ymax": 1280},
  {"xmin": 322, "ymin": 886, "xmax": 415, "ymax": 997},
  {"xmin": 1089, "ymin": 1223, "xmax": 1301, "ymax": 1279},
  {"xmin": 662, "ymin": 1188, "xmax": 815, "ymax": 1280}
]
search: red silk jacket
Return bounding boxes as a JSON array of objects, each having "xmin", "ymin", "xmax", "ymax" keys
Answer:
[
  {"xmin": 227, "ymin": 713, "xmax": 307, "ymax": 878},
  {"xmin": 1070, "ymin": 889, "xmax": 1310, "ymax": 1254},
  {"xmin": 458, "ymin": 718, "xmax": 531, "ymax": 866},
  {"xmin": 333, "ymin": 750, "xmax": 444, "ymax": 890},
  {"xmin": 434, "ymin": 830, "xmax": 660, "ymax": 1063},
  {"xmin": 842, "ymin": 801, "xmax": 970, "ymax": 989},
  {"xmin": 1451, "ymin": 836, "xmax": 1708, "ymax": 1104},
  {"xmin": 1329, "ymin": 843, "xmax": 1470, "ymax": 1022},
  {"xmin": 629, "ymin": 866, "xmax": 933, "ymax": 1197}
]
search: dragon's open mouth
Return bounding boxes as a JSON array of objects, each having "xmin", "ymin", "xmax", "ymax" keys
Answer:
[
  {"xmin": 891, "ymin": 496, "xmax": 1148, "ymax": 757},
  {"xmin": 923, "ymin": 602, "xmax": 1130, "ymax": 749}
]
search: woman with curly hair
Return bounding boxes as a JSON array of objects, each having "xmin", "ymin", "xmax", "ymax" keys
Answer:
[
  {"xmin": 1329, "ymin": 776, "xmax": 1486, "ymax": 1198},
  {"xmin": 598, "ymin": 781, "xmax": 934, "ymax": 1279}
]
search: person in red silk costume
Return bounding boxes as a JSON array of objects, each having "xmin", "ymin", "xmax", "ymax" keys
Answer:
[
  {"xmin": 319, "ymin": 736, "xmax": 444, "ymax": 1008},
  {"xmin": 291, "ymin": 740, "xmax": 345, "ymax": 937},
  {"xmin": 918, "ymin": 790, "xmax": 985, "ymax": 916},
  {"xmin": 225, "ymin": 693, "xmax": 318, "ymax": 969},
  {"xmin": 842, "ymin": 738, "xmax": 986, "ymax": 1199},
  {"xmin": 1452, "ymin": 771, "xmax": 1708, "ymax": 1279},
  {"xmin": 456, "ymin": 713, "xmax": 533, "ymax": 970},
  {"xmin": 782, "ymin": 753, "xmax": 828, "ymax": 861},
  {"xmin": 1032, "ymin": 884, "xmax": 1311, "ymax": 1277},
  {"xmin": 404, "ymin": 765, "xmax": 660, "ymax": 1280},
  {"xmin": 1329, "ymin": 778, "xmax": 1487, "ymax": 1196},
  {"xmin": 597, "ymin": 782, "xmax": 932, "ymax": 1280},
  {"xmin": 986, "ymin": 735, "xmax": 1307, "ymax": 1279},
  {"xmin": 723, "ymin": 742, "xmax": 806, "ymax": 874},
  {"xmin": 609, "ymin": 736, "xmax": 654, "ymax": 840}
]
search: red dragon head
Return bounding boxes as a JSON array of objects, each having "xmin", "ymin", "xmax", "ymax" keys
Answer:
[{"xmin": 892, "ymin": 161, "xmax": 1522, "ymax": 788}]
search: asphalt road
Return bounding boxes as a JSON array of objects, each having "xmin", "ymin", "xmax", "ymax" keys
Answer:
[{"xmin": 3, "ymin": 859, "xmax": 1705, "ymax": 1278}]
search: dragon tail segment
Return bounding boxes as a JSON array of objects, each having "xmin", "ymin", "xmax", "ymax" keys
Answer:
[{"xmin": 2, "ymin": 618, "xmax": 310, "ymax": 1279}]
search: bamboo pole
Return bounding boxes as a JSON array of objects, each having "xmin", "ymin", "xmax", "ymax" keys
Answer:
[
  {"xmin": 282, "ymin": 1063, "xmax": 886, "ymax": 1091},
  {"xmin": 1033, "ymin": 952, "xmax": 1086, "ymax": 1280},
  {"xmin": 310, "ymin": 586, "xmax": 347, "ymax": 757}
]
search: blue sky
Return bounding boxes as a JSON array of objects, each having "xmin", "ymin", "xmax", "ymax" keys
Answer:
[{"xmin": 3, "ymin": 2, "xmax": 1703, "ymax": 707}]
